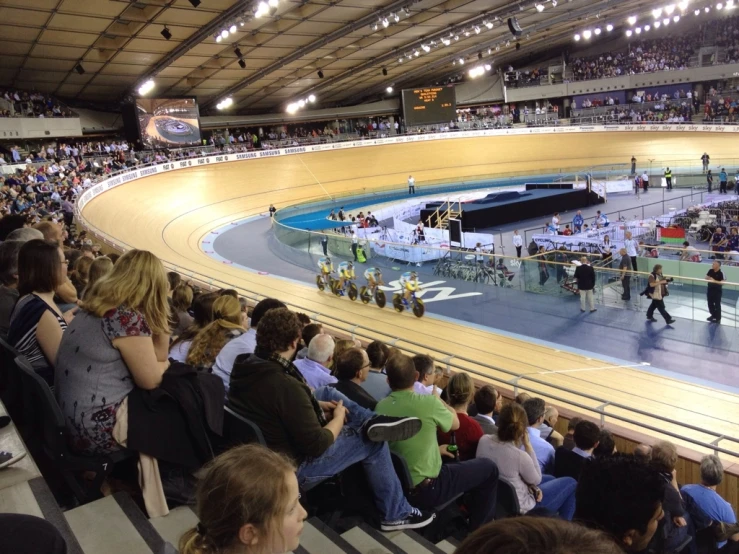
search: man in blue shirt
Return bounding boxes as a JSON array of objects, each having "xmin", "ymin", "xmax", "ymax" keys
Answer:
[
  {"xmin": 682, "ymin": 455, "xmax": 736, "ymax": 548},
  {"xmin": 719, "ymin": 168, "xmax": 728, "ymax": 194},
  {"xmin": 573, "ymin": 210, "xmax": 584, "ymax": 233},
  {"xmin": 523, "ymin": 398, "xmax": 555, "ymax": 474}
]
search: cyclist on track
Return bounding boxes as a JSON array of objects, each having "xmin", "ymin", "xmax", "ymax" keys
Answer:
[
  {"xmin": 399, "ymin": 270, "xmax": 420, "ymax": 305},
  {"xmin": 337, "ymin": 260, "xmax": 355, "ymax": 295},
  {"xmin": 364, "ymin": 266, "xmax": 384, "ymax": 293},
  {"xmin": 317, "ymin": 256, "xmax": 333, "ymax": 289}
]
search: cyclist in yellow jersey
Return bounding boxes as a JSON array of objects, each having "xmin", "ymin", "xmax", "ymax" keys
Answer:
[
  {"xmin": 400, "ymin": 271, "xmax": 419, "ymax": 304},
  {"xmin": 364, "ymin": 267, "xmax": 384, "ymax": 293},
  {"xmin": 337, "ymin": 261, "xmax": 355, "ymax": 294},
  {"xmin": 317, "ymin": 256, "xmax": 333, "ymax": 288}
]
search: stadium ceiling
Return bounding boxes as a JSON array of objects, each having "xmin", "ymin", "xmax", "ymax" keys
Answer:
[{"xmin": 0, "ymin": 0, "xmax": 700, "ymax": 113}]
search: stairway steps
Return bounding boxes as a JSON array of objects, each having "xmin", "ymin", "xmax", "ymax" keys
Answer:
[
  {"xmin": 341, "ymin": 524, "xmax": 399, "ymax": 554},
  {"xmin": 435, "ymin": 539, "xmax": 457, "ymax": 553},
  {"xmin": 149, "ymin": 505, "xmax": 199, "ymax": 549},
  {"xmin": 389, "ymin": 530, "xmax": 447, "ymax": 554},
  {"xmin": 302, "ymin": 517, "xmax": 362, "ymax": 554}
]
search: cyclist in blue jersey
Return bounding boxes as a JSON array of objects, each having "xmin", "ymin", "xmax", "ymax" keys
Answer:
[
  {"xmin": 399, "ymin": 271, "xmax": 419, "ymax": 305},
  {"xmin": 337, "ymin": 261, "xmax": 356, "ymax": 295}
]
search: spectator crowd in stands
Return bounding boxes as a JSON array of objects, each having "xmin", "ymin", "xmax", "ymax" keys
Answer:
[
  {"xmin": 716, "ymin": 15, "xmax": 739, "ymax": 63},
  {"xmin": 0, "ymin": 89, "xmax": 75, "ymax": 118}
]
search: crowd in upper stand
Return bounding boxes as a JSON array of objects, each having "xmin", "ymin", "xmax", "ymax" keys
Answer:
[
  {"xmin": 569, "ymin": 35, "xmax": 700, "ymax": 81},
  {"xmin": 0, "ymin": 89, "xmax": 75, "ymax": 118},
  {"xmin": 715, "ymin": 15, "xmax": 739, "ymax": 63}
]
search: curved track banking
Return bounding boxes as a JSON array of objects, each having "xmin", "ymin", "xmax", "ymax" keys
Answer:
[{"xmin": 81, "ymin": 132, "xmax": 739, "ymax": 461}]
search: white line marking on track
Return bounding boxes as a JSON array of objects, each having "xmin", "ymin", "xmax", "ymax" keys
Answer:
[
  {"xmin": 538, "ymin": 362, "xmax": 650, "ymax": 375},
  {"xmin": 299, "ymin": 157, "xmax": 333, "ymax": 200}
]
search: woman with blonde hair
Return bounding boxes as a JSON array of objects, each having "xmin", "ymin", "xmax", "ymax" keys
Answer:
[
  {"xmin": 437, "ymin": 372, "xmax": 483, "ymax": 461},
  {"xmin": 55, "ymin": 249, "xmax": 171, "ymax": 455},
  {"xmin": 186, "ymin": 295, "xmax": 245, "ymax": 371},
  {"xmin": 180, "ymin": 444, "xmax": 307, "ymax": 554},
  {"xmin": 81, "ymin": 256, "xmax": 113, "ymax": 300},
  {"xmin": 172, "ymin": 284, "xmax": 194, "ymax": 337},
  {"xmin": 476, "ymin": 403, "xmax": 577, "ymax": 520},
  {"xmin": 70, "ymin": 255, "xmax": 93, "ymax": 296}
]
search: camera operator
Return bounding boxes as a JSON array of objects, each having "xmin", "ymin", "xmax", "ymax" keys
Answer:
[{"xmin": 645, "ymin": 264, "xmax": 676, "ymax": 325}]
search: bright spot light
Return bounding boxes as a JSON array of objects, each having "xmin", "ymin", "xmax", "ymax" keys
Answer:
[
  {"xmin": 221, "ymin": 29, "xmax": 229, "ymax": 39},
  {"xmin": 594, "ymin": 27, "xmax": 601, "ymax": 35},
  {"xmin": 574, "ymin": 33, "xmax": 581, "ymax": 40},
  {"xmin": 654, "ymin": 20, "xmax": 661, "ymax": 27},
  {"xmin": 665, "ymin": 4, "xmax": 676, "ymax": 14},
  {"xmin": 606, "ymin": 23, "xmax": 614, "ymax": 31},
  {"xmin": 386, "ymin": 86, "xmax": 393, "ymax": 93},
  {"xmin": 626, "ymin": 29, "xmax": 633, "ymax": 36},
  {"xmin": 583, "ymin": 29, "xmax": 592, "ymax": 39},
  {"xmin": 308, "ymin": 94, "xmax": 316, "ymax": 102},
  {"xmin": 286, "ymin": 103, "xmax": 298, "ymax": 114},
  {"xmin": 535, "ymin": 3, "xmax": 545, "ymax": 11},
  {"xmin": 635, "ymin": 26, "xmax": 642, "ymax": 33},
  {"xmin": 229, "ymin": 24, "xmax": 237, "ymax": 33},
  {"xmin": 298, "ymin": 99, "xmax": 305, "ymax": 108},
  {"xmin": 673, "ymin": 14, "xmax": 680, "ymax": 21},
  {"xmin": 628, "ymin": 15, "xmax": 637, "ymax": 25}
]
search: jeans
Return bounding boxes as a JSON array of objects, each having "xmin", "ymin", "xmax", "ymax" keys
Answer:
[
  {"xmin": 298, "ymin": 387, "xmax": 413, "ymax": 522},
  {"xmin": 409, "ymin": 185, "xmax": 415, "ymax": 194},
  {"xmin": 408, "ymin": 458, "xmax": 499, "ymax": 531},
  {"xmin": 579, "ymin": 289, "xmax": 595, "ymax": 311},
  {"xmin": 535, "ymin": 476, "xmax": 577, "ymax": 521},
  {"xmin": 708, "ymin": 289, "xmax": 722, "ymax": 321},
  {"xmin": 647, "ymin": 299, "xmax": 672, "ymax": 322}
]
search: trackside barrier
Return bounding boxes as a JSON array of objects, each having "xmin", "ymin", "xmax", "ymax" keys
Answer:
[{"xmin": 75, "ymin": 125, "xmax": 739, "ymax": 460}]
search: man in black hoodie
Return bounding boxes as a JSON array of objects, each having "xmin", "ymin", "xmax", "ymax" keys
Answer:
[{"xmin": 228, "ymin": 307, "xmax": 435, "ymax": 532}]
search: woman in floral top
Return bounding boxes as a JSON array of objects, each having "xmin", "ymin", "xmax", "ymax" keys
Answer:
[{"xmin": 55, "ymin": 250, "xmax": 170, "ymax": 455}]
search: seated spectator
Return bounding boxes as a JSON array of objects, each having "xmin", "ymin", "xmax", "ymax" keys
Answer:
[
  {"xmin": 329, "ymin": 347, "xmax": 377, "ymax": 410},
  {"xmin": 437, "ymin": 372, "xmax": 483, "ymax": 461},
  {"xmin": 470, "ymin": 384, "xmax": 500, "ymax": 435},
  {"xmin": 69, "ymin": 255, "xmax": 92, "ymax": 296},
  {"xmin": 376, "ymin": 353, "xmax": 499, "ymax": 531},
  {"xmin": 55, "ymin": 250, "xmax": 170, "ymax": 455},
  {"xmin": 576, "ymin": 455, "xmax": 666, "ymax": 553},
  {"xmin": 593, "ymin": 428, "xmax": 617, "ymax": 457},
  {"xmin": 562, "ymin": 416, "xmax": 582, "ymax": 450},
  {"xmin": 0, "ymin": 513, "xmax": 69, "ymax": 554},
  {"xmin": 477, "ymin": 402, "xmax": 577, "ymax": 520},
  {"xmin": 516, "ymin": 392, "xmax": 532, "ymax": 405},
  {"xmin": 227, "ymin": 308, "xmax": 433, "ymax": 531},
  {"xmin": 293, "ymin": 334, "xmax": 338, "ymax": 389},
  {"xmin": 171, "ymin": 284, "xmax": 194, "ymax": 337},
  {"xmin": 554, "ymin": 420, "xmax": 600, "ymax": 480},
  {"xmin": 522, "ymin": 397, "xmax": 556, "ymax": 473},
  {"xmin": 81, "ymin": 256, "xmax": 113, "ymax": 300},
  {"xmin": 213, "ymin": 297, "xmax": 285, "ymax": 390},
  {"xmin": 179, "ymin": 444, "xmax": 307, "ymax": 554},
  {"xmin": 8, "ymin": 239, "xmax": 69, "ymax": 386},
  {"xmin": 0, "ymin": 240, "xmax": 24, "ymax": 335},
  {"xmin": 186, "ymin": 295, "xmax": 245, "ymax": 373},
  {"xmin": 361, "ymin": 339, "xmax": 392, "ymax": 401},
  {"xmin": 682, "ymin": 455, "xmax": 737, "ymax": 548},
  {"xmin": 332, "ymin": 338, "xmax": 358, "ymax": 369},
  {"xmin": 33, "ymin": 221, "xmax": 77, "ymax": 307},
  {"xmin": 296, "ymin": 322, "xmax": 323, "ymax": 360},
  {"xmin": 455, "ymin": 516, "xmax": 623, "ymax": 554},
  {"xmin": 170, "ymin": 292, "xmax": 219, "ymax": 363},
  {"xmin": 537, "ymin": 405, "xmax": 564, "ymax": 447},
  {"xmin": 633, "ymin": 443, "xmax": 653, "ymax": 463},
  {"xmin": 412, "ymin": 354, "xmax": 439, "ymax": 395}
]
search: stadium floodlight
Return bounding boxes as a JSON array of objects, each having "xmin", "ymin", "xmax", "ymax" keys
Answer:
[
  {"xmin": 652, "ymin": 8, "xmax": 662, "ymax": 18},
  {"xmin": 665, "ymin": 4, "xmax": 676, "ymax": 15},
  {"xmin": 298, "ymin": 99, "xmax": 305, "ymax": 108},
  {"xmin": 673, "ymin": 15, "xmax": 680, "ymax": 21},
  {"xmin": 268, "ymin": 0, "xmax": 278, "ymax": 6},
  {"xmin": 663, "ymin": 17, "xmax": 670, "ymax": 25},
  {"xmin": 229, "ymin": 24, "xmax": 237, "ymax": 33},
  {"xmin": 474, "ymin": 26, "xmax": 481, "ymax": 34},
  {"xmin": 705, "ymin": 5, "xmax": 710, "ymax": 11},
  {"xmin": 216, "ymin": 35, "xmax": 222, "ymax": 42},
  {"xmin": 255, "ymin": 1, "xmax": 269, "ymax": 17},
  {"xmin": 386, "ymin": 86, "xmax": 393, "ymax": 93},
  {"xmin": 717, "ymin": 2, "xmax": 723, "ymax": 9},
  {"xmin": 606, "ymin": 23, "xmax": 614, "ymax": 31},
  {"xmin": 535, "ymin": 3, "xmax": 545, "ymax": 11},
  {"xmin": 221, "ymin": 29, "xmax": 229, "ymax": 39},
  {"xmin": 484, "ymin": 63, "xmax": 492, "ymax": 70},
  {"xmin": 137, "ymin": 79, "xmax": 155, "ymax": 96},
  {"xmin": 485, "ymin": 20, "xmax": 494, "ymax": 29},
  {"xmin": 644, "ymin": 24, "xmax": 651, "ymax": 31},
  {"xmin": 216, "ymin": 97, "xmax": 233, "ymax": 110},
  {"xmin": 627, "ymin": 15, "xmax": 637, "ymax": 25},
  {"xmin": 678, "ymin": 1, "xmax": 689, "ymax": 10},
  {"xmin": 286, "ymin": 103, "xmax": 298, "ymax": 114},
  {"xmin": 594, "ymin": 27, "xmax": 601, "ymax": 35},
  {"xmin": 654, "ymin": 20, "xmax": 661, "ymax": 27},
  {"xmin": 552, "ymin": 0, "xmax": 558, "ymax": 6},
  {"xmin": 626, "ymin": 29, "xmax": 633, "ymax": 36},
  {"xmin": 574, "ymin": 33, "xmax": 581, "ymax": 40},
  {"xmin": 393, "ymin": 12, "xmax": 400, "ymax": 22},
  {"xmin": 414, "ymin": 50, "xmax": 420, "ymax": 57},
  {"xmin": 635, "ymin": 26, "xmax": 641, "ymax": 34},
  {"xmin": 458, "ymin": 57, "xmax": 465, "ymax": 65},
  {"xmin": 583, "ymin": 29, "xmax": 592, "ymax": 39},
  {"xmin": 695, "ymin": 8, "xmax": 701, "ymax": 14},
  {"xmin": 454, "ymin": 35, "xmax": 459, "ymax": 40},
  {"xmin": 308, "ymin": 94, "xmax": 316, "ymax": 102},
  {"xmin": 382, "ymin": 17, "xmax": 389, "ymax": 27}
]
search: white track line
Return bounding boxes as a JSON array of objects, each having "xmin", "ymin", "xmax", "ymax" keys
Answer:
[
  {"xmin": 538, "ymin": 362, "xmax": 650, "ymax": 375},
  {"xmin": 299, "ymin": 157, "xmax": 332, "ymax": 200}
]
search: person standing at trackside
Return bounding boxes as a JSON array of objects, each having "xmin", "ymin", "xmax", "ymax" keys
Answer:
[
  {"xmin": 618, "ymin": 248, "xmax": 632, "ymax": 301},
  {"xmin": 706, "ymin": 260, "xmax": 725, "ymax": 324},
  {"xmin": 351, "ymin": 231, "xmax": 358, "ymax": 262},
  {"xmin": 719, "ymin": 168, "xmax": 728, "ymax": 194},
  {"xmin": 513, "ymin": 230, "xmax": 523, "ymax": 258},
  {"xmin": 707, "ymin": 170, "xmax": 714, "ymax": 193},
  {"xmin": 702, "ymin": 152, "xmax": 710, "ymax": 173},
  {"xmin": 646, "ymin": 264, "xmax": 676, "ymax": 325},
  {"xmin": 475, "ymin": 243, "xmax": 484, "ymax": 265},
  {"xmin": 574, "ymin": 257, "xmax": 596, "ymax": 313},
  {"xmin": 641, "ymin": 170, "xmax": 649, "ymax": 193},
  {"xmin": 269, "ymin": 204, "xmax": 276, "ymax": 217},
  {"xmin": 551, "ymin": 212, "xmax": 561, "ymax": 235},
  {"xmin": 631, "ymin": 155, "xmax": 637, "ymax": 176},
  {"xmin": 321, "ymin": 234, "xmax": 328, "ymax": 256},
  {"xmin": 664, "ymin": 167, "xmax": 672, "ymax": 191},
  {"xmin": 624, "ymin": 231, "xmax": 639, "ymax": 272},
  {"xmin": 572, "ymin": 211, "xmax": 584, "ymax": 234},
  {"xmin": 407, "ymin": 175, "xmax": 415, "ymax": 195}
]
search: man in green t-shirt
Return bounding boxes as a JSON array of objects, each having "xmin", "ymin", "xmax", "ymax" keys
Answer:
[{"xmin": 376, "ymin": 354, "xmax": 500, "ymax": 530}]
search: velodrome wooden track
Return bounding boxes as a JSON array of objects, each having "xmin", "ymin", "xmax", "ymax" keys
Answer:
[{"xmin": 82, "ymin": 132, "xmax": 739, "ymax": 466}]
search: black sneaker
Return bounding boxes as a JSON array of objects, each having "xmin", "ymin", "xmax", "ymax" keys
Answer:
[
  {"xmin": 646, "ymin": 317, "xmax": 657, "ymax": 322},
  {"xmin": 707, "ymin": 317, "xmax": 716, "ymax": 322},
  {"xmin": 380, "ymin": 508, "xmax": 435, "ymax": 532},
  {"xmin": 665, "ymin": 319, "xmax": 676, "ymax": 325},
  {"xmin": 365, "ymin": 416, "xmax": 422, "ymax": 443}
]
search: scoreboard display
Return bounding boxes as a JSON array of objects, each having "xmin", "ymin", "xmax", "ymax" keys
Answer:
[{"xmin": 401, "ymin": 86, "xmax": 456, "ymax": 126}]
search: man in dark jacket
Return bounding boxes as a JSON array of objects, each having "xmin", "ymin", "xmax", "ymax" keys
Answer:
[
  {"xmin": 228, "ymin": 307, "xmax": 434, "ymax": 532},
  {"xmin": 554, "ymin": 420, "xmax": 600, "ymax": 481},
  {"xmin": 574, "ymin": 257, "xmax": 597, "ymax": 312}
]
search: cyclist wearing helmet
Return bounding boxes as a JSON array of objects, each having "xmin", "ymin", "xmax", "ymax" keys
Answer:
[
  {"xmin": 337, "ymin": 260, "xmax": 356, "ymax": 294},
  {"xmin": 318, "ymin": 256, "xmax": 333, "ymax": 288},
  {"xmin": 400, "ymin": 270, "xmax": 419, "ymax": 304},
  {"xmin": 364, "ymin": 266, "xmax": 384, "ymax": 292}
]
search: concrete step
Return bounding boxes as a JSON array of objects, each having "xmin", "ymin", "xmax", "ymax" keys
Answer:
[
  {"xmin": 435, "ymin": 539, "xmax": 458, "ymax": 554},
  {"xmin": 389, "ymin": 529, "xmax": 447, "ymax": 554},
  {"xmin": 301, "ymin": 517, "xmax": 362, "ymax": 554},
  {"xmin": 149, "ymin": 505, "xmax": 199, "ymax": 549}
]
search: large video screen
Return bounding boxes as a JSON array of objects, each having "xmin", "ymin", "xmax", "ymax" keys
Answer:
[
  {"xmin": 401, "ymin": 86, "xmax": 456, "ymax": 127},
  {"xmin": 135, "ymin": 97, "xmax": 202, "ymax": 149}
]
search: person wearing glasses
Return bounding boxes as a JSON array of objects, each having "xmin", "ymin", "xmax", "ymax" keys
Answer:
[{"xmin": 329, "ymin": 347, "xmax": 378, "ymax": 410}]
